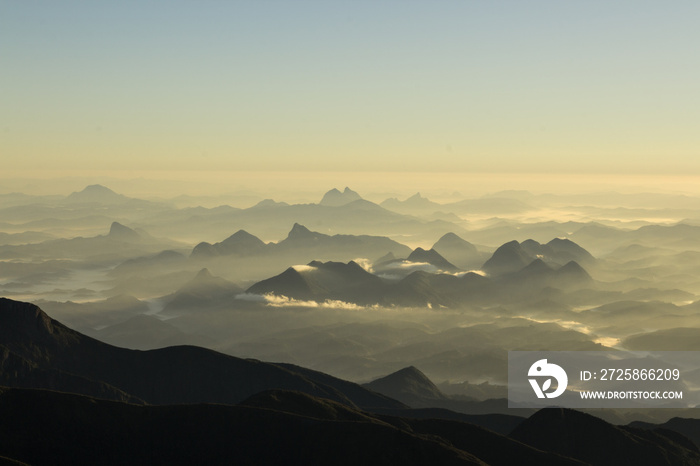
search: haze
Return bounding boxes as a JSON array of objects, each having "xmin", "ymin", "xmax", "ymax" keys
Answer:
[{"xmin": 4, "ymin": 2, "xmax": 700, "ymax": 463}]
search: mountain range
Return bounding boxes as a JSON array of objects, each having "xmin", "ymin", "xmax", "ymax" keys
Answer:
[
  {"xmin": 191, "ymin": 223, "xmax": 412, "ymax": 262},
  {"xmin": 0, "ymin": 298, "xmax": 400, "ymax": 408},
  {"xmin": 245, "ymin": 251, "xmax": 593, "ymax": 308},
  {"xmin": 2, "ymin": 297, "xmax": 699, "ymax": 465}
]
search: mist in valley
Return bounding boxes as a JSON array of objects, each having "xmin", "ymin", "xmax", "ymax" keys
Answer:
[{"xmin": 3, "ymin": 180, "xmax": 700, "ymax": 422}]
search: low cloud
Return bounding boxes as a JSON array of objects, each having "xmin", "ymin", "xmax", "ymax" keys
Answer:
[
  {"xmin": 237, "ymin": 292, "xmax": 371, "ymax": 310},
  {"xmin": 291, "ymin": 264, "xmax": 316, "ymax": 272},
  {"xmin": 352, "ymin": 258, "xmax": 373, "ymax": 273}
]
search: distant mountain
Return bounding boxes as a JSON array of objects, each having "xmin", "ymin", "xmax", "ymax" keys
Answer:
[
  {"xmin": 275, "ymin": 223, "xmax": 413, "ymax": 259},
  {"xmin": 546, "ymin": 238, "xmax": 596, "ymax": 265},
  {"xmin": 319, "ymin": 187, "xmax": 362, "ymax": 206},
  {"xmin": 495, "ymin": 259, "xmax": 593, "ymax": 300},
  {"xmin": 380, "ymin": 192, "xmax": 443, "ymax": 215},
  {"xmin": 432, "ymin": 233, "xmax": 482, "ymax": 269},
  {"xmin": 107, "ymin": 221, "xmax": 142, "ymax": 242},
  {"xmin": 65, "ymin": 185, "xmax": 128, "ymax": 204},
  {"xmin": 0, "ymin": 298, "xmax": 400, "ymax": 409},
  {"xmin": 481, "ymin": 239, "xmax": 595, "ymax": 276},
  {"xmin": 282, "ymin": 222, "xmax": 328, "ymax": 244},
  {"xmin": 85, "ymin": 314, "xmax": 214, "ymax": 350},
  {"xmin": 380, "ymin": 195, "xmax": 532, "ymax": 217},
  {"xmin": 386, "ymin": 271, "xmax": 491, "ymax": 307},
  {"xmin": 407, "ymin": 247, "xmax": 460, "ymax": 272},
  {"xmin": 481, "ymin": 240, "xmax": 533, "ymax": 276},
  {"xmin": 190, "ymin": 223, "xmax": 412, "ymax": 261},
  {"xmin": 623, "ymin": 327, "xmax": 700, "ymax": 351},
  {"xmin": 0, "ymin": 222, "xmax": 179, "ymax": 261},
  {"xmin": 250, "ymin": 198, "xmax": 290, "ymax": 208},
  {"xmin": 110, "ymin": 250, "xmax": 187, "ymax": 276},
  {"xmin": 163, "ymin": 268, "xmax": 244, "ymax": 313},
  {"xmin": 247, "ymin": 260, "xmax": 385, "ymax": 304},
  {"xmin": 246, "ymin": 254, "xmax": 589, "ymax": 308},
  {"xmin": 519, "ymin": 238, "xmax": 596, "ymax": 266},
  {"xmin": 510, "ymin": 408, "xmax": 700, "ymax": 465},
  {"xmin": 191, "ymin": 229, "xmax": 267, "ymax": 257},
  {"xmin": 34, "ymin": 294, "xmax": 150, "ymax": 331},
  {"xmin": 134, "ymin": 193, "xmax": 467, "ymax": 250},
  {"xmin": 364, "ymin": 366, "xmax": 449, "ymax": 407}
]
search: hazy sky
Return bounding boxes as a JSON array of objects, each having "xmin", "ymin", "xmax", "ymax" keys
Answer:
[{"xmin": 2, "ymin": 1, "xmax": 700, "ymax": 179}]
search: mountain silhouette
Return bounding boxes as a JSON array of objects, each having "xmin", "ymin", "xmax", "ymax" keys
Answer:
[
  {"xmin": 546, "ymin": 238, "xmax": 596, "ymax": 265},
  {"xmin": 0, "ymin": 298, "xmax": 400, "ymax": 409},
  {"xmin": 247, "ymin": 260, "xmax": 385, "ymax": 304},
  {"xmin": 380, "ymin": 192, "xmax": 443, "ymax": 214},
  {"xmin": 0, "ymin": 387, "xmax": 486, "ymax": 466},
  {"xmin": 190, "ymin": 223, "xmax": 411, "ymax": 261},
  {"xmin": 407, "ymin": 247, "xmax": 460, "ymax": 272},
  {"xmin": 497, "ymin": 259, "xmax": 593, "ymax": 299},
  {"xmin": 1, "ymin": 222, "xmax": 174, "ymax": 261},
  {"xmin": 510, "ymin": 408, "xmax": 700, "ymax": 465},
  {"xmin": 284, "ymin": 222, "xmax": 325, "ymax": 243},
  {"xmin": 110, "ymin": 250, "xmax": 186, "ymax": 276},
  {"xmin": 481, "ymin": 240, "xmax": 533, "ymax": 276},
  {"xmin": 191, "ymin": 229, "xmax": 266, "ymax": 257},
  {"xmin": 107, "ymin": 221, "xmax": 142, "ymax": 242},
  {"xmin": 319, "ymin": 187, "xmax": 362, "ymax": 206},
  {"xmin": 482, "ymin": 239, "xmax": 595, "ymax": 277},
  {"xmin": 250, "ymin": 198, "xmax": 290, "ymax": 208},
  {"xmin": 65, "ymin": 184, "xmax": 127, "ymax": 204},
  {"xmin": 162, "ymin": 268, "xmax": 244, "ymax": 313},
  {"xmin": 364, "ymin": 366, "xmax": 449, "ymax": 406},
  {"xmin": 432, "ymin": 233, "xmax": 481, "ymax": 269},
  {"xmin": 246, "ymin": 267, "xmax": 313, "ymax": 300},
  {"xmin": 630, "ymin": 417, "xmax": 700, "ymax": 450},
  {"xmin": 275, "ymin": 223, "xmax": 411, "ymax": 259}
]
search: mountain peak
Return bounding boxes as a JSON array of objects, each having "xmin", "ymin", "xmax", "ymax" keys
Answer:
[
  {"xmin": 108, "ymin": 222, "xmax": 141, "ymax": 241},
  {"xmin": 363, "ymin": 366, "xmax": 447, "ymax": 405},
  {"xmin": 320, "ymin": 187, "xmax": 362, "ymax": 206},
  {"xmin": 431, "ymin": 233, "xmax": 480, "ymax": 269},
  {"xmin": 192, "ymin": 230, "xmax": 266, "ymax": 258},
  {"xmin": 407, "ymin": 247, "xmax": 459, "ymax": 272},
  {"xmin": 287, "ymin": 223, "xmax": 314, "ymax": 239},
  {"xmin": 195, "ymin": 268, "xmax": 213, "ymax": 279},
  {"xmin": 519, "ymin": 258, "xmax": 554, "ymax": 275},
  {"xmin": 481, "ymin": 240, "xmax": 532, "ymax": 276},
  {"xmin": 66, "ymin": 185, "xmax": 126, "ymax": 204},
  {"xmin": 558, "ymin": 261, "xmax": 592, "ymax": 280},
  {"xmin": 0, "ymin": 298, "xmax": 77, "ymax": 353},
  {"xmin": 221, "ymin": 229, "xmax": 264, "ymax": 246},
  {"xmin": 252, "ymin": 199, "xmax": 289, "ymax": 208}
]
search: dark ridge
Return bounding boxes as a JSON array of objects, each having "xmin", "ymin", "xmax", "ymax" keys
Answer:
[
  {"xmin": 0, "ymin": 298, "xmax": 401, "ymax": 409},
  {"xmin": 510, "ymin": 408, "xmax": 700, "ymax": 466},
  {"xmin": 0, "ymin": 387, "xmax": 484, "ymax": 466}
]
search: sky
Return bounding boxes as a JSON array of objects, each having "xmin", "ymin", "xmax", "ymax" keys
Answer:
[{"xmin": 2, "ymin": 1, "xmax": 700, "ymax": 191}]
